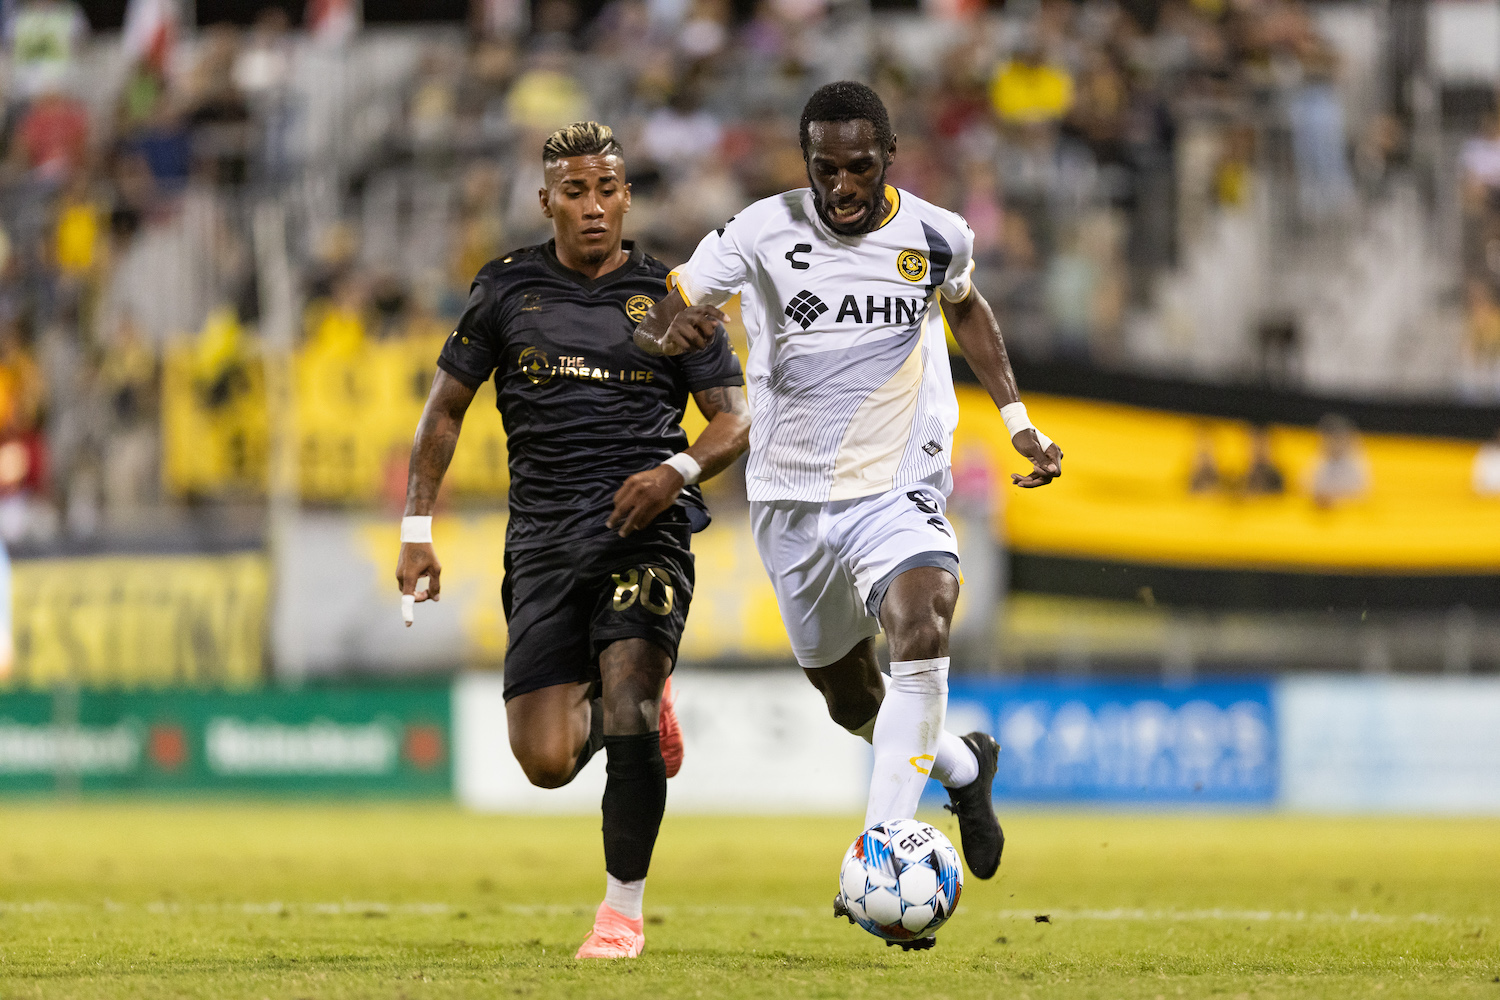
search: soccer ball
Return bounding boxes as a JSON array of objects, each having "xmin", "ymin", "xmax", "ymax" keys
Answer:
[{"xmin": 838, "ymin": 818, "xmax": 963, "ymax": 943}]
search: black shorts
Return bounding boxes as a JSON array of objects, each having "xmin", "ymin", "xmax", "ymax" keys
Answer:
[{"xmin": 501, "ymin": 515, "xmax": 695, "ymax": 702}]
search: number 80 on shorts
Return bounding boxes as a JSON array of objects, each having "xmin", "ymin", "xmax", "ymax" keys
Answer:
[{"xmin": 611, "ymin": 566, "xmax": 676, "ymax": 615}]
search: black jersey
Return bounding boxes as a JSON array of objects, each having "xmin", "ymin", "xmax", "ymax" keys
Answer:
[{"xmin": 437, "ymin": 240, "xmax": 744, "ymax": 551}]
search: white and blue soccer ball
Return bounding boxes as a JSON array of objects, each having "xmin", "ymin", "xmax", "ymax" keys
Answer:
[{"xmin": 838, "ymin": 818, "xmax": 964, "ymax": 943}]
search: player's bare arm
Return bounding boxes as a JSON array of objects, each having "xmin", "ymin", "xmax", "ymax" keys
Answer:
[
  {"xmin": 395, "ymin": 368, "xmax": 477, "ymax": 613},
  {"xmin": 607, "ymin": 383, "xmax": 751, "ymax": 537},
  {"xmin": 941, "ymin": 290, "xmax": 1063, "ymax": 488},
  {"xmin": 634, "ymin": 288, "xmax": 725, "ymax": 357}
]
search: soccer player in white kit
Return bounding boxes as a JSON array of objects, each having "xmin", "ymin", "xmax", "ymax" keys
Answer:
[{"xmin": 636, "ymin": 82, "xmax": 1063, "ymax": 924}]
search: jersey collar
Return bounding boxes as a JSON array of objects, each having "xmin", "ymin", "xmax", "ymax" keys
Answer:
[
  {"xmin": 874, "ymin": 185, "xmax": 900, "ymax": 230},
  {"xmin": 541, "ymin": 239, "xmax": 644, "ymax": 291},
  {"xmin": 803, "ymin": 185, "xmax": 902, "ymax": 241}
]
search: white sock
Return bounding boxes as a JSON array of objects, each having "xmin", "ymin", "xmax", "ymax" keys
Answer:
[
  {"xmin": 932, "ymin": 731, "xmax": 979, "ymax": 788},
  {"xmin": 846, "ymin": 675, "xmax": 978, "ymax": 789},
  {"xmin": 603, "ymin": 873, "xmax": 645, "ymax": 920},
  {"xmin": 865, "ymin": 656, "xmax": 949, "ymax": 827}
]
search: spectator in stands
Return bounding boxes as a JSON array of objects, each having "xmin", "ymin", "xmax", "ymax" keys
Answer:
[
  {"xmin": 13, "ymin": 86, "xmax": 90, "ymax": 184},
  {"xmin": 990, "ymin": 41, "xmax": 1074, "ymax": 127},
  {"xmin": 99, "ymin": 313, "xmax": 159, "ymax": 518},
  {"xmin": 505, "ymin": 48, "xmax": 590, "ymax": 133},
  {"xmin": 1188, "ymin": 423, "xmax": 1223, "ymax": 493},
  {"xmin": 1469, "ymin": 279, "xmax": 1500, "ymax": 363},
  {"xmin": 1287, "ymin": 39, "xmax": 1356, "ymax": 223},
  {"xmin": 52, "ymin": 174, "xmax": 101, "ymax": 281},
  {"xmin": 1474, "ymin": 429, "xmax": 1500, "ymax": 497},
  {"xmin": 1308, "ymin": 414, "xmax": 1369, "ymax": 507},
  {"xmin": 5, "ymin": 0, "xmax": 88, "ymax": 101},
  {"xmin": 1241, "ymin": 425, "xmax": 1285, "ymax": 496}
]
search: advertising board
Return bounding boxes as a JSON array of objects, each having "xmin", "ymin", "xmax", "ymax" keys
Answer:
[
  {"xmin": 937, "ymin": 678, "xmax": 1278, "ymax": 805},
  {"xmin": 0, "ymin": 687, "xmax": 451, "ymax": 796},
  {"xmin": 1278, "ymin": 676, "xmax": 1500, "ymax": 814}
]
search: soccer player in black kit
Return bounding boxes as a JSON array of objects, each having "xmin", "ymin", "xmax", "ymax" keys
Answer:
[{"xmin": 395, "ymin": 122, "xmax": 750, "ymax": 959}]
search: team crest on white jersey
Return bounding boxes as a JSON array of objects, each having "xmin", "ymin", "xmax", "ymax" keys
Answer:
[{"xmin": 897, "ymin": 249, "xmax": 927, "ymax": 282}]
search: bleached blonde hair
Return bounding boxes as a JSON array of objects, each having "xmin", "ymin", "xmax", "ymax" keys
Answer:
[{"xmin": 542, "ymin": 121, "xmax": 624, "ymax": 164}]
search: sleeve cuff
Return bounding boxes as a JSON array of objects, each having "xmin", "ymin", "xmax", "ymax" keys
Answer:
[
  {"xmin": 939, "ymin": 261, "xmax": 976, "ymax": 302},
  {"xmin": 667, "ymin": 271, "xmax": 694, "ymax": 307},
  {"xmin": 688, "ymin": 374, "xmax": 747, "ymax": 392},
  {"xmin": 436, "ymin": 356, "xmax": 488, "ymax": 390}
]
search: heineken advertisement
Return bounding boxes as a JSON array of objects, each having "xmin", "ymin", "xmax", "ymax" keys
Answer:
[{"xmin": 0, "ymin": 687, "xmax": 451, "ymax": 796}]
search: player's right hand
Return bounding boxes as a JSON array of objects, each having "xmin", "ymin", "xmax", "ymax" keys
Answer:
[
  {"xmin": 395, "ymin": 543, "xmax": 442, "ymax": 627},
  {"xmin": 656, "ymin": 305, "xmax": 727, "ymax": 356}
]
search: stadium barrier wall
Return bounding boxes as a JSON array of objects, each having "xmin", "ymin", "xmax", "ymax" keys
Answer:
[
  {"xmin": 3, "ymin": 675, "xmax": 1498, "ymax": 812},
  {"xmin": 454, "ymin": 672, "xmax": 867, "ymax": 814},
  {"xmin": 1278, "ymin": 676, "xmax": 1500, "ymax": 814}
]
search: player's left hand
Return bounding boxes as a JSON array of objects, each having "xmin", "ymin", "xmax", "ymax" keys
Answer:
[
  {"xmin": 1010, "ymin": 429, "xmax": 1063, "ymax": 488},
  {"xmin": 607, "ymin": 464, "xmax": 685, "ymax": 537}
]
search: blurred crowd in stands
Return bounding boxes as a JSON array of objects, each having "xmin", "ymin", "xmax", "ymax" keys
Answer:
[{"xmin": 0, "ymin": 0, "xmax": 1482, "ymax": 548}]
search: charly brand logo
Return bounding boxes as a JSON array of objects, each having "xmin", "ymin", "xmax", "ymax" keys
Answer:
[
  {"xmin": 625, "ymin": 294, "xmax": 655, "ymax": 323},
  {"xmin": 518, "ymin": 346, "xmax": 553, "ymax": 385},
  {"xmin": 897, "ymin": 249, "xmax": 928, "ymax": 282}
]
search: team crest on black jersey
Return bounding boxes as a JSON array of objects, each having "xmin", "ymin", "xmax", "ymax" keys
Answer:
[
  {"xmin": 519, "ymin": 346, "xmax": 553, "ymax": 385},
  {"xmin": 625, "ymin": 294, "xmax": 655, "ymax": 323},
  {"xmin": 897, "ymin": 249, "xmax": 928, "ymax": 282}
]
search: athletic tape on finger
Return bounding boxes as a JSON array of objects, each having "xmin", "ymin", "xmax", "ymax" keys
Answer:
[
  {"xmin": 1000, "ymin": 401, "xmax": 1055, "ymax": 460},
  {"xmin": 401, "ymin": 593, "xmax": 415, "ymax": 625}
]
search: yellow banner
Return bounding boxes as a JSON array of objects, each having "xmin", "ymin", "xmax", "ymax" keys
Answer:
[
  {"xmin": 981, "ymin": 391, "xmax": 1500, "ymax": 572},
  {"xmin": 8, "ymin": 553, "xmax": 269, "ymax": 689}
]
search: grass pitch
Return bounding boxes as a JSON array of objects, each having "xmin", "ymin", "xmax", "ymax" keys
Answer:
[{"xmin": 0, "ymin": 805, "xmax": 1496, "ymax": 999}]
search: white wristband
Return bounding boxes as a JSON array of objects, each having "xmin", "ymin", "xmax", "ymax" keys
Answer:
[
  {"xmin": 662, "ymin": 452, "xmax": 702, "ymax": 485},
  {"xmin": 400, "ymin": 515, "xmax": 433, "ymax": 543},
  {"xmin": 1000, "ymin": 401, "xmax": 1054, "ymax": 452},
  {"xmin": 1000, "ymin": 402, "xmax": 1032, "ymax": 439}
]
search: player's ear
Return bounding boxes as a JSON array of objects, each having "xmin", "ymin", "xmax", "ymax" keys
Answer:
[
  {"xmin": 885, "ymin": 133, "xmax": 897, "ymax": 167},
  {"xmin": 538, "ymin": 187, "xmax": 552, "ymax": 219},
  {"xmin": 622, "ymin": 182, "xmax": 631, "ymax": 214}
]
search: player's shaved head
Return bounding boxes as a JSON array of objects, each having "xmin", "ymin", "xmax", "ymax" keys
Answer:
[{"xmin": 799, "ymin": 81, "xmax": 894, "ymax": 157}]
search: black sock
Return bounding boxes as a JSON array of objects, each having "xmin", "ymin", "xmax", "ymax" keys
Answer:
[
  {"xmin": 601, "ymin": 732, "xmax": 667, "ymax": 882},
  {"xmin": 566, "ymin": 695, "xmax": 606, "ymax": 784}
]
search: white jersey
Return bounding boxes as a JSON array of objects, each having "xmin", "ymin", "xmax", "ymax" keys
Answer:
[{"xmin": 671, "ymin": 185, "xmax": 975, "ymax": 503}]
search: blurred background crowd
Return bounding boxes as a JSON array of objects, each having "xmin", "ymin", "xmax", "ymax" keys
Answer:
[
  {"xmin": 0, "ymin": 0, "xmax": 1486, "ymax": 544},
  {"xmin": 0, "ymin": 0, "xmax": 1495, "ymax": 687}
]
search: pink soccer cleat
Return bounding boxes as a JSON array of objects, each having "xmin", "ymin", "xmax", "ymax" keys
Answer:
[
  {"xmin": 574, "ymin": 902, "xmax": 645, "ymax": 959},
  {"xmin": 658, "ymin": 676, "xmax": 683, "ymax": 779}
]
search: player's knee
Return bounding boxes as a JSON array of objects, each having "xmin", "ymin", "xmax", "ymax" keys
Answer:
[
  {"xmin": 513, "ymin": 744, "xmax": 578, "ymax": 789},
  {"xmin": 824, "ymin": 688, "xmax": 879, "ymax": 731},
  {"xmin": 882, "ymin": 602, "xmax": 951, "ymax": 660}
]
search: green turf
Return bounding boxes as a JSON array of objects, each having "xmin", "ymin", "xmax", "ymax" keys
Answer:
[{"xmin": 0, "ymin": 805, "xmax": 1496, "ymax": 998}]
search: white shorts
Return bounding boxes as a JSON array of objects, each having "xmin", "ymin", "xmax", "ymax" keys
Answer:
[{"xmin": 750, "ymin": 478, "xmax": 962, "ymax": 669}]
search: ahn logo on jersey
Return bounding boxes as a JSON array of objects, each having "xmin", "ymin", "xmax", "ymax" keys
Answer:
[
  {"xmin": 785, "ymin": 290, "xmax": 829, "ymax": 330},
  {"xmin": 786, "ymin": 290, "xmax": 927, "ymax": 330}
]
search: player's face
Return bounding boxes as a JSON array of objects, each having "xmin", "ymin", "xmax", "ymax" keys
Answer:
[
  {"xmin": 804, "ymin": 120, "xmax": 895, "ymax": 236},
  {"xmin": 540, "ymin": 154, "xmax": 632, "ymax": 266}
]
